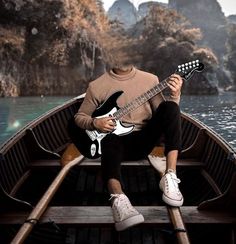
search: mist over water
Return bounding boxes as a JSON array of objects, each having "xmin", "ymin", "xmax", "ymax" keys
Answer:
[{"xmin": 0, "ymin": 93, "xmax": 235, "ymax": 150}]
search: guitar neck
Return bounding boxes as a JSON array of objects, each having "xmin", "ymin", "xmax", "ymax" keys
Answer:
[
  {"xmin": 112, "ymin": 60, "xmax": 204, "ymax": 120},
  {"xmin": 113, "ymin": 77, "xmax": 170, "ymax": 120}
]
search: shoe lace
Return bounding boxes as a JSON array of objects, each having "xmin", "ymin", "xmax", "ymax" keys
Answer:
[
  {"xmin": 165, "ymin": 172, "xmax": 181, "ymax": 193},
  {"xmin": 110, "ymin": 194, "xmax": 137, "ymax": 219}
]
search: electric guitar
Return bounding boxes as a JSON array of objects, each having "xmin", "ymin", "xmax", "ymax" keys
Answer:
[{"xmin": 76, "ymin": 60, "xmax": 204, "ymax": 159}]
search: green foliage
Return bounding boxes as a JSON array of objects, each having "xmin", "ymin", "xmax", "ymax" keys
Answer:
[
  {"xmin": 0, "ymin": 0, "xmax": 220, "ymax": 95},
  {"xmin": 129, "ymin": 6, "xmax": 217, "ymax": 80}
]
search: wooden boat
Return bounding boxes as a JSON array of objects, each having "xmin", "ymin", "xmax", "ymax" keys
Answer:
[{"xmin": 0, "ymin": 94, "xmax": 235, "ymax": 244}]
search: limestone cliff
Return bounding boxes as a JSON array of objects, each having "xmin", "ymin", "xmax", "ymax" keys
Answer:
[
  {"xmin": 0, "ymin": 0, "xmax": 109, "ymax": 96},
  {"xmin": 0, "ymin": 0, "xmax": 226, "ymax": 96},
  {"xmin": 168, "ymin": 0, "xmax": 232, "ymax": 88},
  {"xmin": 169, "ymin": 0, "xmax": 227, "ymax": 58},
  {"xmin": 107, "ymin": 0, "xmax": 138, "ymax": 29}
]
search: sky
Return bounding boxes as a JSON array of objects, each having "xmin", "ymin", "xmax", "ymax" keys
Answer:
[{"xmin": 102, "ymin": 0, "xmax": 236, "ymax": 16}]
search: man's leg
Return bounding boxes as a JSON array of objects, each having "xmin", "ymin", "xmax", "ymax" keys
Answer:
[
  {"xmin": 156, "ymin": 102, "xmax": 183, "ymax": 207},
  {"xmin": 141, "ymin": 101, "xmax": 184, "ymax": 206},
  {"xmin": 166, "ymin": 150, "xmax": 178, "ymax": 173},
  {"xmin": 101, "ymin": 134, "xmax": 144, "ymax": 231},
  {"xmin": 108, "ymin": 179, "xmax": 123, "ymax": 194}
]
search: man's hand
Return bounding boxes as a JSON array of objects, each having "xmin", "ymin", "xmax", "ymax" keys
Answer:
[
  {"xmin": 167, "ymin": 74, "xmax": 183, "ymax": 98},
  {"xmin": 93, "ymin": 116, "xmax": 116, "ymax": 133}
]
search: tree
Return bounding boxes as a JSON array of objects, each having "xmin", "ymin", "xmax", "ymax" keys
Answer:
[{"xmin": 129, "ymin": 5, "xmax": 218, "ymax": 94}]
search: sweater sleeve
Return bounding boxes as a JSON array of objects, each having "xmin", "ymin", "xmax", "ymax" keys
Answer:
[
  {"xmin": 74, "ymin": 84, "xmax": 99, "ymax": 130},
  {"xmin": 165, "ymin": 93, "xmax": 181, "ymax": 104},
  {"xmin": 149, "ymin": 75, "xmax": 181, "ymax": 111}
]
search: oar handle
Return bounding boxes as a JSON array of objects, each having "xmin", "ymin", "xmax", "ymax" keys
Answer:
[
  {"xmin": 11, "ymin": 155, "xmax": 84, "ymax": 244},
  {"xmin": 148, "ymin": 149, "xmax": 191, "ymax": 244}
]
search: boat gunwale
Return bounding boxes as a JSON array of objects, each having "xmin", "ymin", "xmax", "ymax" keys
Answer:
[
  {"xmin": 0, "ymin": 95, "xmax": 235, "ymax": 162},
  {"xmin": 0, "ymin": 94, "xmax": 85, "ymax": 153}
]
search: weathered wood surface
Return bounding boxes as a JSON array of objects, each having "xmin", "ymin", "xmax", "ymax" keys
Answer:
[
  {"xmin": 1, "ymin": 206, "xmax": 236, "ymax": 225},
  {"xmin": 30, "ymin": 158, "xmax": 204, "ymax": 168},
  {"xmin": 148, "ymin": 149, "xmax": 191, "ymax": 244},
  {"xmin": 10, "ymin": 154, "xmax": 84, "ymax": 244}
]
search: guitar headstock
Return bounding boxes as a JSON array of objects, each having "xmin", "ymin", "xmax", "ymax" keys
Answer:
[{"xmin": 176, "ymin": 60, "xmax": 204, "ymax": 81}]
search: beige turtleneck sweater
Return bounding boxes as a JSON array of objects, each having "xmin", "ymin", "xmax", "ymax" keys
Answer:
[{"xmin": 74, "ymin": 67, "xmax": 180, "ymax": 130}]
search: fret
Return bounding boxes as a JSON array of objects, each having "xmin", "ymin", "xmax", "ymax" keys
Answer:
[
  {"xmin": 114, "ymin": 74, "xmax": 175, "ymax": 119},
  {"xmin": 112, "ymin": 60, "xmax": 203, "ymax": 121},
  {"xmin": 150, "ymin": 87, "xmax": 156, "ymax": 95},
  {"xmin": 137, "ymin": 98, "xmax": 142, "ymax": 106},
  {"xmin": 116, "ymin": 82, "xmax": 166, "ymax": 118}
]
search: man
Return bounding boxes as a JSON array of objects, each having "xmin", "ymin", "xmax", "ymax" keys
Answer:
[{"xmin": 73, "ymin": 63, "xmax": 183, "ymax": 231}]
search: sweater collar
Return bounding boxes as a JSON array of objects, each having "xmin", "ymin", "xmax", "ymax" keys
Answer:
[{"xmin": 108, "ymin": 66, "xmax": 136, "ymax": 81}]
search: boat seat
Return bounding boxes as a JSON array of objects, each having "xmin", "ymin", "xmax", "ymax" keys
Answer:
[
  {"xmin": 30, "ymin": 142, "xmax": 204, "ymax": 169},
  {"xmin": 1, "ymin": 206, "xmax": 235, "ymax": 225},
  {"xmin": 30, "ymin": 157, "xmax": 204, "ymax": 168}
]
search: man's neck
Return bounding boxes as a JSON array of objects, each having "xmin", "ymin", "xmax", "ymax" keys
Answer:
[{"xmin": 112, "ymin": 67, "xmax": 133, "ymax": 76}]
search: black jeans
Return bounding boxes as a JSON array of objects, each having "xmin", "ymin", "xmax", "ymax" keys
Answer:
[{"xmin": 101, "ymin": 101, "xmax": 182, "ymax": 184}]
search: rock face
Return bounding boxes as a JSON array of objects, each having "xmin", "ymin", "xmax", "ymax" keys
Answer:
[
  {"xmin": 168, "ymin": 0, "xmax": 233, "ymax": 89},
  {"xmin": 0, "ymin": 74, "xmax": 18, "ymax": 97},
  {"xmin": 0, "ymin": 0, "xmax": 229, "ymax": 96},
  {"xmin": 0, "ymin": 0, "xmax": 108, "ymax": 96},
  {"xmin": 228, "ymin": 15, "xmax": 236, "ymax": 24},
  {"xmin": 107, "ymin": 0, "xmax": 138, "ymax": 29},
  {"xmin": 138, "ymin": 1, "xmax": 167, "ymax": 19},
  {"xmin": 169, "ymin": 0, "xmax": 227, "ymax": 59},
  {"xmin": 107, "ymin": 1, "xmax": 167, "ymax": 26}
]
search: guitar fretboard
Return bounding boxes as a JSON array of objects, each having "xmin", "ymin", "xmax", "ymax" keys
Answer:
[
  {"xmin": 112, "ymin": 60, "xmax": 203, "ymax": 120},
  {"xmin": 113, "ymin": 78, "xmax": 170, "ymax": 120}
]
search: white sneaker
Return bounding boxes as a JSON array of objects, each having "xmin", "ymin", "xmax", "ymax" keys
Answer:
[
  {"xmin": 110, "ymin": 194, "xmax": 144, "ymax": 231},
  {"xmin": 159, "ymin": 170, "xmax": 184, "ymax": 207}
]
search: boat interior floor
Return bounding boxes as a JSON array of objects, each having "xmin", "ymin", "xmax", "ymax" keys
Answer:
[{"xmin": 1, "ymin": 157, "xmax": 235, "ymax": 244}]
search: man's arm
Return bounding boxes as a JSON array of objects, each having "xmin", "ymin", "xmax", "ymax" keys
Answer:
[
  {"xmin": 74, "ymin": 84, "xmax": 116, "ymax": 132},
  {"xmin": 167, "ymin": 74, "xmax": 183, "ymax": 103},
  {"xmin": 150, "ymin": 74, "xmax": 182, "ymax": 110},
  {"xmin": 74, "ymin": 85, "xmax": 98, "ymax": 130}
]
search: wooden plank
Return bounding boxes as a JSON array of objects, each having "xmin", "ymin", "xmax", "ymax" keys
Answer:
[
  {"xmin": 148, "ymin": 152, "xmax": 191, "ymax": 244},
  {"xmin": 10, "ymin": 155, "xmax": 84, "ymax": 244},
  {"xmin": 1, "ymin": 206, "xmax": 235, "ymax": 225},
  {"xmin": 30, "ymin": 158, "xmax": 203, "ymax": 168}
]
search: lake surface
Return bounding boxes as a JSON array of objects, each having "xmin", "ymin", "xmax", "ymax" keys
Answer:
[{"xmin": 0, "ymin": 93, "xmax": 235, "ymax": 150}]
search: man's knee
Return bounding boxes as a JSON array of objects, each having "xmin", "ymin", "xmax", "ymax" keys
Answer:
[
  {"xmin": 159, "ymin": 101, "xmax": 180, "ymax": 113},
  {"xmin": 101, "ymin": 134, "xmax": 124, "ymax": 156},
  {"xmin": 101, "ymin": 134, "xmax": 120, "ymax": 147}
]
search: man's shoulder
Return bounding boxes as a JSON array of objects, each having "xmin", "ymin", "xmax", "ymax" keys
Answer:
[
  {"xmin": 136, "ymin": 69, "xmax": 158, "ymax": 82},
  {"xmin": 89, "ymin": 72, "xmax": 109, "ymax": 88}
]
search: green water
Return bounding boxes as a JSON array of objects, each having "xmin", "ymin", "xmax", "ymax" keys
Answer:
[{"xmin": 0, "ymin": 93, "xmax": 235, "ymax": 150}]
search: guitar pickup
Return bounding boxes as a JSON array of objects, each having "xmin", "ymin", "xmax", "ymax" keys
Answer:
[{"xmin": 86, "ymin": 130, "xmax": 97, "ymax": 141}]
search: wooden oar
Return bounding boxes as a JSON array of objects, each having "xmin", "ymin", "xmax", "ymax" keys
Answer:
[
  {"xmin": 148, "ymin": 147, "xmax": 190, "ymax": 244},
  {"xmin": 11, "ymin": 143, "xmax": 84, "ymax": 244}
]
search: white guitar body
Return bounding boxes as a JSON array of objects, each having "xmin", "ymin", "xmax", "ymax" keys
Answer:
[{"xmin": 85, "ymin": 107, "xmax": 134, "ymax": 157}]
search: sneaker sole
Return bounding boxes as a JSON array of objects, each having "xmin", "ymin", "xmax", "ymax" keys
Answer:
[
  {"xmin": 115, "ymin": 214, "xmax": 144, "ymax": 231},
  {"xmin": 162, "ymin": 193, "xmax": 183, "ymax": 207}
]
